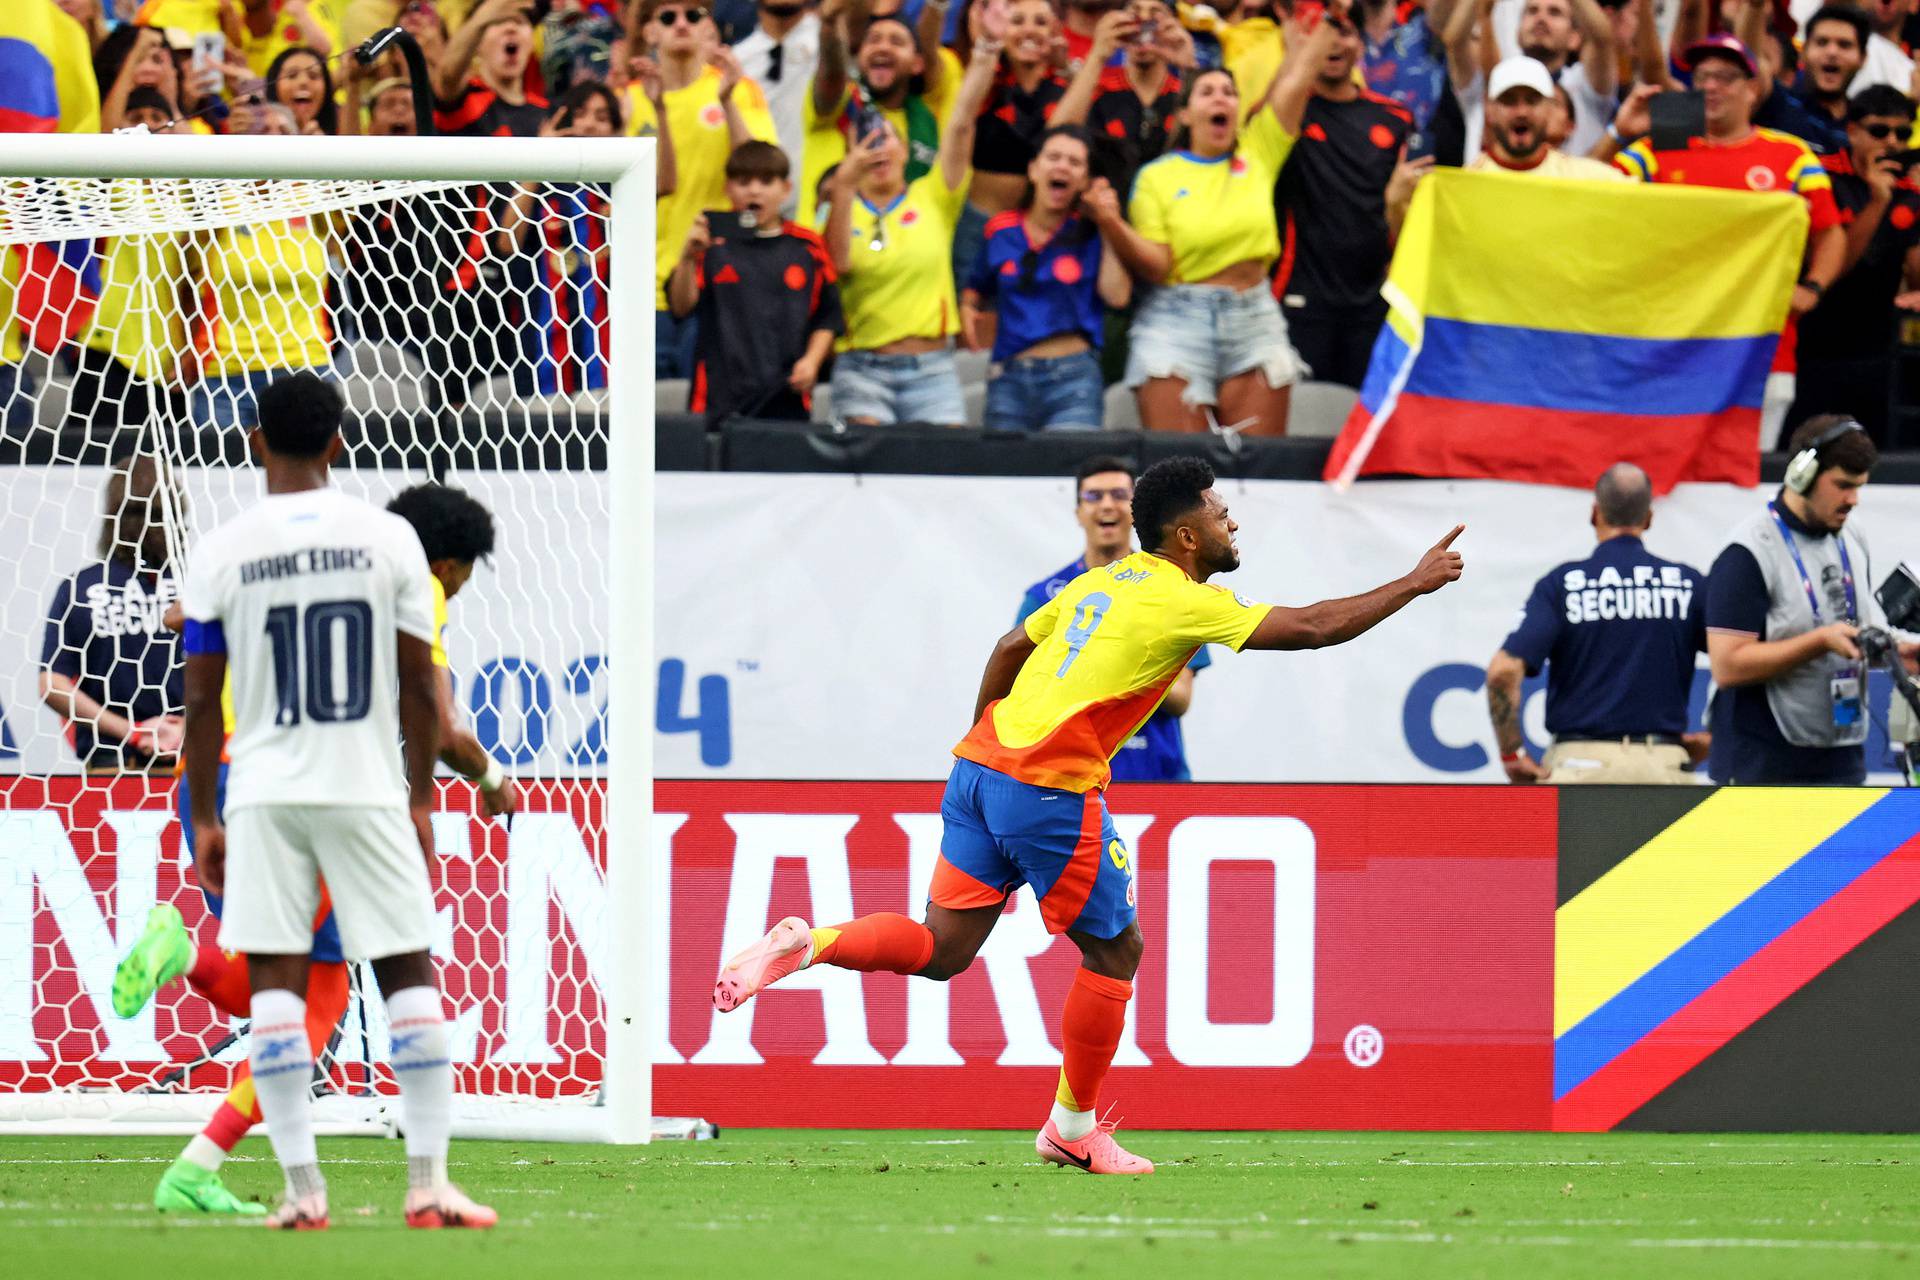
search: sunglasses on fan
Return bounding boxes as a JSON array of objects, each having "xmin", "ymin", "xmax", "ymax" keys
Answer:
[{"xmin": 654, "ymin": 6, "xmax": 709, "ymax": 24}]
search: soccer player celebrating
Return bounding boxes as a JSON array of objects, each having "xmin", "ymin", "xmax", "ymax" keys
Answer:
[
  {"xmin": 715, "ymin": 456, "xmax": 1464, "ymax": 1173},
  {"xmin": 178, "ymin": 373, "xmax": 492, "ymax": 1229},
  {"xmin": 111, "ymin": 482, "xmax": 516, "ymax": 1215}
]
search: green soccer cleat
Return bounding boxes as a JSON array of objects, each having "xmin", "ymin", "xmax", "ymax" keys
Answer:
[
  {"xmin": 154, "ymin": 1159, "xmax": 267, "ymax": 1216},
  {"xmin": 112, "ymin": 904, "xmax": 193, "ymax": 1019}
]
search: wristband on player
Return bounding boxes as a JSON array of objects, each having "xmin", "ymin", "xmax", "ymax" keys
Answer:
[
  {"xmin": 1500, "ymin": 750, "xmax": 1526, "ymax": 764},
  {"xmin": 476, "ymin": 757, "xmax": 506, "ymax": 793}
]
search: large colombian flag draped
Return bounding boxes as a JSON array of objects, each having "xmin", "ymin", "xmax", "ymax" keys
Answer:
[{"xmin": 1323, "ymin": 170, "xmax": 1808, "ymax": 494}]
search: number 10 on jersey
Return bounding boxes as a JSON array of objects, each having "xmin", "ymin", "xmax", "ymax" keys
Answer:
[{"xmin": 264, "ymin": 599, "xmax": 375, "ymax": 725}]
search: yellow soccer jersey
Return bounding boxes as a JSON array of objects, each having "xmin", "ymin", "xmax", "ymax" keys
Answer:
[
  {"xmin": 1128, "ymin": 109, "xmax": 1294, "ymax": 283},
  {"xmin": 955, "ymin": 551, "xmax": 1270, "ymax": 792},
  {"xmin": 837, "ymin": 163, "xmax": 971, "ymax": 350},
  {"xmin": 430, "ymin": 575, "xmax": 450, "ymax": 669},
  {"xmin": 625, "ymin": 68, "xmax": 779, "ymax": 310}
]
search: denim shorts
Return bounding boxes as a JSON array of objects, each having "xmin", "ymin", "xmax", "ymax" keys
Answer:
[
  {"xmin": 1123, "ymin": 283, "xmax": 1308, "ymax": 405},
  {"xmin": 984, "ymin": 349, "xmax": 1104, "ymax": 431},
  {"xmin": 830, "ymin": 348, "xmax": 967, "ymax": 426}
]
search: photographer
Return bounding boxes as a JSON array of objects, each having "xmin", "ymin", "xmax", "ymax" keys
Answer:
[{"xmin": 1705, "ymin": 416, "xmax": 1919, "ymax": 785}]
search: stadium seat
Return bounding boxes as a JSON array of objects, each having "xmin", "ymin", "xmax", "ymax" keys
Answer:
[
  {"xmin": 962, "ymin": 381, "xmax": 987, "ymax": 426},
  {"xmin": 954, "ymin": 348, "xmax": 991, "ymax": 387},
  {"xmin": 1103, "ymin": 383, "xmax": 1141, "ymax": 431},
  {"xmin": 1287, "ymin": 380, "xmax": 1360, "ymax": 439},
  {"xmin": 339, "ymin": 341, "xmax": 431, "ymax": 418},
  {"xmin": 656, "ymin": 379, "xmax": 690, "ymax": 415}
]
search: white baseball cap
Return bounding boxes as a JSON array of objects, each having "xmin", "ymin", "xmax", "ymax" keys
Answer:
[{"xmin": 1487, "ymin": 55, "xmax": 1556, "ymax": 103}]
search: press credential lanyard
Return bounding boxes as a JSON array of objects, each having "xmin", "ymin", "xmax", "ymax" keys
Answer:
[{"xmin": 1771, "ymin": 502, "xmax": 1856, "ymax": 624}]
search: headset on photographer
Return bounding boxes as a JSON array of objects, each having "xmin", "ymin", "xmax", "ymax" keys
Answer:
[{"xmin": 1783, "ymin": 418, "xmax": 1868, "ymax": 495}]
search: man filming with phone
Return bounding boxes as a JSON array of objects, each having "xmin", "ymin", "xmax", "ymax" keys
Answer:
[
  {"xmin": 1704, "ymin": 416, "xmax": 1920, "ymax": 785},
  {"xmin": 1603, "ymin": 35, "xmax": 1847, "ymax": 450},
  {"xmin": 1788, "ymin": 85, "xmax": 1920, "ymax": 444}
]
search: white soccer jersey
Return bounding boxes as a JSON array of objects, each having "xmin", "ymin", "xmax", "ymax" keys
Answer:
[{"xmin": 183, "ymin": 487, "xmax": 436, "ymax": 811}]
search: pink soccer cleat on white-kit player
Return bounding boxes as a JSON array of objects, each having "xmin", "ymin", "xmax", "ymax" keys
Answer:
[
  {"xmin": 713, "ymin": 916, "xmax": 814, "ymax": 1012},
  {"xmin": 405, "ymin": 1183, "xmax": 498, "ymax": 1229}
]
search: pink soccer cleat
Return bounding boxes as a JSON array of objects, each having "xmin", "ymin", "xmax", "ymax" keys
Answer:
[
  {"xmin": 405, "ymin": 1183, "xmax": 498, "ymax": 1230},
  {"xmin": 263, "ymin": 1193, "xmax": 329, "ymax": 1230},
  {"xmin": 1036, "ymin": 1113, "xmax": 1156, "ymax": 1175},
  {"xmin": 713, "ymin": 916, "xmax": 814, "ymax": 1012}
]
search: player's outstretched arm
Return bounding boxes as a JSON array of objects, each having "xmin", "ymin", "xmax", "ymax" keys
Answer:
[
  {"xmin": 974, "ymin": 624, "xmax": 1039, "ymax": 721},
  {"xmin": 1244, "ymin": 525, "xmax": 1465, "ymax": 652},
  {"xmin": 182, "ymin": 650, "xmax": 228, "ymax": 892},
  {"xmin": 397, "ymin": 632, "xmax": 443, "ymax": 861}
]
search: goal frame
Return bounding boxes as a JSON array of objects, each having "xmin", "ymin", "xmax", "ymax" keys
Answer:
[{"xmin": 0, "ymin": 134, "xmax": 657, "ymax": 1144}]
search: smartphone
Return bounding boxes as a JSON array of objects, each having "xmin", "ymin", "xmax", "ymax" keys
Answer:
[
  {"xmin": 1649, "ymin": 89, "xmax": 1705, "ymax": 151},
  {"xmin": 191, "ymin": 30, "xmax": 225, "ymax": 76},
  {"xmin": 707, "ymin": 209, "xmax": 752, "ymax": 241},
  {"xmin": 846, "ymin": 92, "xmax": 881, "ymax": 144}
]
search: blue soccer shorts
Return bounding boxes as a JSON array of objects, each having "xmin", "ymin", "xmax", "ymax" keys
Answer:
[
  {"xmin": 177, "ymin": 763, "xmax": 345, "ymax": 964},
  {"xmin": 930, "ymin": 757, "xmax": 1138, "ymax": 939}
]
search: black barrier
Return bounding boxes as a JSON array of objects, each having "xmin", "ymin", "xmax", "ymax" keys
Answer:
[{"xmin": 22, "ymin": 407, "xmax": 1920, "ymax": 482}]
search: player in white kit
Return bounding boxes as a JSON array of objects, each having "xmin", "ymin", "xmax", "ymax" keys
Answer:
[{"xmin": 179, "ymin": 373, "xmax": 496, "ymax": 1230}]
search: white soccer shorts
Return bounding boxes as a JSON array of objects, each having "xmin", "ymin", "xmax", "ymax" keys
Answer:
[{"xmin": 218, "ymin": 804, "xmax": 435, "ymax": 961}]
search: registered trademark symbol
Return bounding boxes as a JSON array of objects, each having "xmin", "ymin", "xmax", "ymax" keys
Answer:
[{"xmin": 1344, "ymin": 1024, "xmax": 1384, "ymax": 1068}]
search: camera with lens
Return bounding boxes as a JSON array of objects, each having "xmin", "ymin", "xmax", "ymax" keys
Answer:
[{"xmin": 1862, "ymin": 565, "xmax": 1920, "ymax": 781}]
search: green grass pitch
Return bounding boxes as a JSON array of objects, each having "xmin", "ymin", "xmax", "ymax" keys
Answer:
[{"xmin": 5, "ymin": 1131, "xmax": 1919, "ymax": 1278}]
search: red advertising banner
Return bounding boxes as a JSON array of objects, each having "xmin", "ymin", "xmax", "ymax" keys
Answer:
[{"xmin": 0, "ymin": 778, "xmax": 1557, "ymax": 1130}]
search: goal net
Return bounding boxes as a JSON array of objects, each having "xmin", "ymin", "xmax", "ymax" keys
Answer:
[{"xmin": 0, "ymin": 135, "xmax": 655, "ymax": 1142}]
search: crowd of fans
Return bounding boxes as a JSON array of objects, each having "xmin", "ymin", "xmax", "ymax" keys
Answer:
[{"xmin": 8, "ymin": 0, "xmax": 1920, "ymax": 440}]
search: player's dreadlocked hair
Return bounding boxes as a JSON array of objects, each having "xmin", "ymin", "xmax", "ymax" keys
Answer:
[
  {"xmin": 1131, "ymin": 456, "xmax": 1215, "ymax": 554},
  {"xmin": 386, "ymin": 482, "xmax": 497, "ymax": 565}
]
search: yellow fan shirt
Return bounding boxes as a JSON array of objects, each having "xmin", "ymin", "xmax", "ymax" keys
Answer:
[{"xmin": 1128, "ymin": 108, "xmax": 1295, "ymax": 283}]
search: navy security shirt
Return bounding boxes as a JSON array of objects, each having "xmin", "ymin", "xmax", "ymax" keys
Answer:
[
  {"xmin": 39, "ymin": 561, "xmax": 182, "ymax": 767},
  {"xmin": 1500, "ymin": 535, "xmax": 1705, "ymax": 739},
  {"xmin": 1017, "ymin": 556, "xmax": 1209, "ymax": 781}
]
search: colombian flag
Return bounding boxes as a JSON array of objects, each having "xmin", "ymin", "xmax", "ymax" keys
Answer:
[{"xmin": 1323, "ymin": 170, "xmax": 1808, "ymax": 495}]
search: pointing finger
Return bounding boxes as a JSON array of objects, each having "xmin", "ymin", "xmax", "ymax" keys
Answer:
[{"xmin": 1436, "ymin": 523, "xmax": 1465, "ymax": 550}]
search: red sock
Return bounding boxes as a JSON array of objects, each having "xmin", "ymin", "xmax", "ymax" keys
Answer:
[
  {"xmin": 1056, "ymin": 968, "xmax": 1132, "ymax": 1113},
  {"xmin": 206, "ymin": 1090, "xmax": 256, "ymax": 1146},
  {"xmin": 186, "ymin": 945, "xmax": 251, "ymax": 1019},
  {"xmin": 809, "ymin": 914, "xmax": 934, "ymax": 974}
]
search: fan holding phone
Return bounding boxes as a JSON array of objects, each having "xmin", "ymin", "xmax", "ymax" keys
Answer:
[{"xmin": 1787, "ymin": 84, "xmax": 1920, "ymax": 443}]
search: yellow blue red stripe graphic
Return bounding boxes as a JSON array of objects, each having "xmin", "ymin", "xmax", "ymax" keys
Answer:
[{"xmin": 1553, "ymin": 789, "xmax": 1920, "ymax": 1131}]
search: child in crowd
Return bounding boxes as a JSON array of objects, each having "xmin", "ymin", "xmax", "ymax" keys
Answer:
[{"xmin": 669, "ymin": 141, "xmax": 844, "ymax": 424}]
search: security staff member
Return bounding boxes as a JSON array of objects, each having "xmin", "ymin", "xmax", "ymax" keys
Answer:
[
  {"xmin": 1705, "ymin": 416, "xmax": 1918, "ymax": 784},
  {"xmin": 1016, "ymin": 455, "xmax": 1207, "ymax": 781},
  {"xmin": 1488, "ymin": 463, "xmax": 1707, "ymax": 783}
]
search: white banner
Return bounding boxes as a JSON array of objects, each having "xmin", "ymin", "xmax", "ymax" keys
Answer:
[{"xmin": 7, "ymin": 468, "xmax": 1920, "ymax": 782}]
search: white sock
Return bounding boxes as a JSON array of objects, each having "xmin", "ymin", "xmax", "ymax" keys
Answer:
[
  {"xmin": 385, "ymin": 985, "xmax": 452, "ymax": 1190},
  {"xmin": 248, "ymin": 988, "xmax": 324, "ymax": 1200},
  {"xmin": 180, "ymin": 1134, "xmax": 226, "ymax": 1173},
  {"xmin": 1051, "ymin": 1101, "xmax": 1096, "ymax": 1142}
]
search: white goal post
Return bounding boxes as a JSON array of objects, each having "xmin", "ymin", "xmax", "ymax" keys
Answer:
[{"xmin": 0, "ymin": 134, "xmax": 657, "ymax": 1143}]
